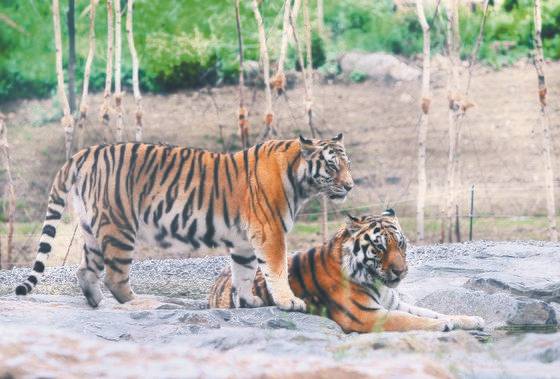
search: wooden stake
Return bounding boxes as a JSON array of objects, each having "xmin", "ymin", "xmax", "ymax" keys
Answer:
[
  {"xmin": 0, "ymin": 114, "xmax": 16, "ymax": 269},
  {"xmin": 252, "ymin": 0, "xmax": 276, "ymax": 141},
  {"xmin": 126, "ymin": 0, "xmax": 143, "ymax": 142},
  {"xmin": 100, "ymin": 0, "xmax": 113, "ymax": 140},
  {"xmin": 114, "ymin": 0, "xmax": 124, "ymax": 142},
  {"xmin": 416, "ymin": 0, "xmax": 431, "ymax": 242},
  {"xmin": 533, "ymin": 0, "xmax": 558, "ymax": 241},
  {"xmin": 77, "ymin": 0, "xmax": 97, "ymax": 150},
  {"xmin": 53, "ymin": 0, "xmax": 75, "ymax": 159},
  {"xmin": 234, "ymin": 0, "xmax": 249, "ymax": 149}
]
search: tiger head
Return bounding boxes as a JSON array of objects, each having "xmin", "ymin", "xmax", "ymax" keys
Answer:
[
  {"xmin": 298, "ymin": 134, "xmax": 353, "ymax": 202},
  {"xmin": 341, "ymin": 209, "xmax": 408, "ymax": 289}
]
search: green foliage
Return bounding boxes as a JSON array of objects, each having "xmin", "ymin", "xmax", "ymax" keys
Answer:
[{"xmin": 1, "ymin": 0, "xmax": 560, "ymax": 102}]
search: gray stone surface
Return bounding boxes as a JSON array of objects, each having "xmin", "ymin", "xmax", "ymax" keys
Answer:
[{"xmin": 1, "ymin": 241, "xmax": 560, "ymax": 378}]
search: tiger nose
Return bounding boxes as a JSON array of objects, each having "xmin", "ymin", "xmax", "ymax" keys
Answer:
[
  {"xmin": 391, "ymin": 266, "xmax": 407, "ymax": 277},
  {"xmin": 343, "ymin": 182, "xmax": 354, "ymax": 191}
]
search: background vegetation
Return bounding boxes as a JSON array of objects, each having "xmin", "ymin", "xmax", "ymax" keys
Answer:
[{"xmin": 1, "ymin": 0, "xmax": 559, "ymax": 103}]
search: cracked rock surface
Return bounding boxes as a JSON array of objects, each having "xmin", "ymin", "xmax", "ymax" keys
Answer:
[{"xmin": 1, "ymin": 241, "xmax": 559, "ymax": 378}]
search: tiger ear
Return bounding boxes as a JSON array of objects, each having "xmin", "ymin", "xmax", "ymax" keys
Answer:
[
  {"xmin": 332, "ymin": 133, "xmax": 343, "ymax": 142},
  {"xmin": 345, "ymin": 213, "xmax": 362, "ymax": 233},
  {"xmin": 382, "ymin": 208, "xmax": 396, "ymax": 217},
  {"xmin": 298, "ymin": 135, "xmax": 317, "ymax": 158}
]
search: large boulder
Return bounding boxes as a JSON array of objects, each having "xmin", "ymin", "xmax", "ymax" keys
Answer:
[{"xmin": 339, "ymin": 52, "xmax": 420, "ymax": 82}]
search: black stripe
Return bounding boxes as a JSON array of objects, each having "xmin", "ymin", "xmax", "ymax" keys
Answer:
[
  {"xmin": 231, "ymin": 254, "xmax": 256, "ymax": 266},
  {"xmin": 38, "ymin": 243, "xmax": 51, "ymax": 254},
  {"xmin": 42, "ymin": 225, "xmax": 56, "ymax": 238}
]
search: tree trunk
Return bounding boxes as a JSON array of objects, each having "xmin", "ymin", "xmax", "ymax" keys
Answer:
[
  {"xmin": 76, "ymin": 0, "xmax": 97, "ymax": 150},
  {"xmin": 533, "ymin": 0, "xmax": 558, "ymax": 241},
  {"xmin": 0, "ymin": 113, "xmax": 16, "ymax": 269},
  {"xmin": 114, "ymin": 0, "xmax": 124, "ymax": 142},
  {"xmin": 416, "ymin": 0, "xmax": 431, "ymax": 242},
  {"xmin": 317, "ymin": 0, "xmax": 325, "ymax": 39},
  {"xmin": 67, "ymin": 0, "xmax": 76, "ymax": 114},
  {"xmin": 252, "ymin": 0, "xmax": 275, "ymax": 141},
  {"xmin": 66, "ymin": 0, "xmax": 76, "ymax": 114},
  {"xmin": 52, "ymin": 0, "xmax": 75, "ymax": 159},
  {"xmin": 100, "ymin": 0, "xmax": 113, "ymax": 141},
  {"xmin": 126, "ymin": 0, "xmax": 143, "ymax": 142},
  {"xmin": 234, "ymin": 0, "xmax": 249, "ymax": 149},
  {"xmin": 443, "ymin": 0, "xmax": 461, "ymax": 243},
  {"xmin": 271, "ymin": 0, "xmax": 292, "ymax": 95}
]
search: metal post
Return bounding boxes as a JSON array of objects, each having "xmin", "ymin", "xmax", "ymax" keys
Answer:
[
  {"xmin": 455, "ymin": 204, "xmax": 461, "ymax": 242},
  {"xmin": 469, "ymin": 185, "xmax": 475, "ymax": 241}
]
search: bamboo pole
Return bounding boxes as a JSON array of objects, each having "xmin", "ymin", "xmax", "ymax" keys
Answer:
[
  {"xmin": 271, "ymin": 0, "xmax": 292, "ymax": 95},
  {"xmin": 0, "ymin": 113, "xmax": 16, "ymax": 269},
  {"xmin": 100, "ymin": 0, "xmax": 113, "ymax": 140},
  {"xmin": 533, "ymin": 0, "xmax": 558, "ymax": 241},
  {"xmin": 52, "ymin": 0, "xmax": 75, "ymax": 159},
  {"xmin": 76, "ymin": 0, "xmax": 97, "ymax": 150},
  {"xmin": 126, "ymin": 0, "xmax": 143, "ymax": 142},
  {"xmin": 114, "ymin": 0, "xmax": 124, "ymax": 142},
  {"xmin": 234, "ymin": 0, "xmax": 249, "ymax": 149},
  {"xmin": 415, "ymin": 0, "xmax": 431, "ymax": 242},
  {"xmin": 252, "ymin": 0, "xmax": 276, "ymax": 141}
]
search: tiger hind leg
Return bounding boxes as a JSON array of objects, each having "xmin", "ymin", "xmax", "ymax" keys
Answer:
[
  {"xmin": 100, "ymin": 233, "xmax": 136, "ymax": 304},
  {"xmin": 76, "ymin": 224, "xmax": 105, "ymax": 308},
  {"xmin": 230, "ymin": 247, "xmax": 264, "ymax": 308}
]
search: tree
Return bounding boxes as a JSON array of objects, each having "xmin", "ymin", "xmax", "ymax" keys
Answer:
[
  {"xmin": 415, "ymin": 0, "xmax": 431, "ymax": 242},
  {"xmin": 100, "ymin": 0, "xmax": 114, "ymax": 141},
  {"xmin": 442, "ymin": 0, "xmax": 461, "ymax": 242},
  {"xmin": 114, "ymin": 0, "xmax": 124, "ymax": 141},
  {"xmin": 252, "ymin": 0, "xmax": 276, "ymax": 141},
  {"xmin": 67, "ymin": 0, "xmax": 77, "ymax": 114},
  {"xmin": 126, "ymin": 0, "xmax": 143, "ymax": 142},
  {"xmin": 52, "ymin": 0, "xmax": 75, "ymax": 159},
  {"xmin": 0, "ymin": 113, "xmax": 16, "ymax": 269},
  {"xmin": 76, "ymin": 0, "xmax": 97, "ymax": 150},
  {"xmin": 533, "ymin": 0, "xmax": 558, "ymax": 241},
  {"xmin": 234, "ymin": 0, "xmax": 249, "ymax": 148}
]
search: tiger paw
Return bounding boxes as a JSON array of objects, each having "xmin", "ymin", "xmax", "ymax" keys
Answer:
[
  {"xmin": 234, "ymin": 294, "xmax": 264, "ymax": 308},
  {"xmin": 276, "ymin": 296, "xmax": 306, "ymax": 312},
  {"xmin": 429, "ymin": 319, "xmax": 455, "ymax": 332},
  {"xmin": 449, "ymin": 315, "xmax": 485, "ymax": 330}
]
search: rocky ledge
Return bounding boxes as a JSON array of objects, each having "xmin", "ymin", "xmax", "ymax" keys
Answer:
[{"xmin": 0, "ymin": 241, "xmax": 559, "ymax": 378}]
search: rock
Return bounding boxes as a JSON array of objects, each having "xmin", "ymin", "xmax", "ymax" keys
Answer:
[
  {"xmin": 339, "ymin": 52, "xmax": 420, "ymax": 82},
  {"xmin": 2, "ymin": 241, "xmax": 560, "ymax": 377},
  {"xmin": 508, "ymin": 300, "xmax": 557, "ymax": 327}
]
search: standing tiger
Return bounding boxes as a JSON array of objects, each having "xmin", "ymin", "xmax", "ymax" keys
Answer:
[
  {"xmin": 15, "ymin": 135, "xmax": 353, "ymax": 311},
  {"xmin": 209, "ymin": 210, "xmax": 485, "ymax": 332}
]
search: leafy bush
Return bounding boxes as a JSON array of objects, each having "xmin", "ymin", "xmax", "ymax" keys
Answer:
[{"xmin": 1, "ymin": 0, "xmax": 560, "ymax": 103}]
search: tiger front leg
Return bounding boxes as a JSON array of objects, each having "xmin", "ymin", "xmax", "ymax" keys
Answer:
[
  {"xmin": 252, "ymin": 233, "xmax": 306, "ymax": 312},
  {"xmin": 230, "ymin": 246, "xmax": 264, "ymax": 308},
  {"xmin": 361, "ymin": 310, "xmax": 454, "ymax": 332},
  {"xmin": 397, "ymin": 302, "xmax": 485, "ymax": 331}
]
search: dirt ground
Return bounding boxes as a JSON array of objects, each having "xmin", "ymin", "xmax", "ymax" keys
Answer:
[{"xmin": 1, "ymin": 57, "xmax": 560, "ymax": 266}]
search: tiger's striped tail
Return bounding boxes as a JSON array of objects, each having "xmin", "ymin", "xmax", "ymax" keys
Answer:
[{"xmin": 15, "ymin": 157, "xmax": 78, "ymax": 296}]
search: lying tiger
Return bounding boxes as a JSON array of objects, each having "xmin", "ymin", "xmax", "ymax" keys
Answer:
[
  {"xmin": 16, "ymin": 135, "xmax": 353, "ymax": 312},
  {"xmin": 209, "ymin": 210, "xmax": 485, "ymax": 332}
]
